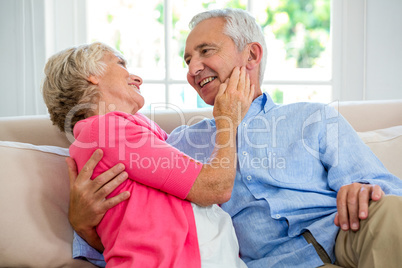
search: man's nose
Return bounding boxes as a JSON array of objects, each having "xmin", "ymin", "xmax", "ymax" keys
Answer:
[{"xmin": 187, "ymin": 57, "xmax": 203, "ymax": 77}]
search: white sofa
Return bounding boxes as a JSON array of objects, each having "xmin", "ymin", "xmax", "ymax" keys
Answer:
[{"xmin": 0, "ymin": 100, "xmax": 401, "ymax": 267}]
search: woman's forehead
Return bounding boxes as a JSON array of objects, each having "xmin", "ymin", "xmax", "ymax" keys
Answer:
[{"xmin": 102, "ymin": 51, "xmax": 123, "ymax": 61}]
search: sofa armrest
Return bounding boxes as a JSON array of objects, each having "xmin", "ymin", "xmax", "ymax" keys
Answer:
[{"xmin": 0, "ymin": 115, "xmax": 71, "ymax": 147}]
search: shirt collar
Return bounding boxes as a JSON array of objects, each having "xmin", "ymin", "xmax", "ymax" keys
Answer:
[{"xmin": 249, "ymin": 92, "xmax": 276, "ymax": 114}]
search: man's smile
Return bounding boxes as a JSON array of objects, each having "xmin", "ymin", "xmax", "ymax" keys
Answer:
[{"xmin": 199, "ymin": 76, "xmax": 217, "ymax": 87}]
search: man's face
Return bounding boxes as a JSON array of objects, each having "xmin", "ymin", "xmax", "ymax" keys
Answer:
[{"xmin": 184, "ymin": 17, "xmax": 248, "ymax": 105}]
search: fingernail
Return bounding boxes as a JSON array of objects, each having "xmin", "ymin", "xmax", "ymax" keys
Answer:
[
  {"xmin": 360, "ymin": 211, "xmax": 366, "ymax": 218},
  {"xmin": 342, "ymin": 224, "xmax": 348, "ymax": 230},
  {"xmin": 352, "ymin": 223, "xmax": 358, "ymax": 230},
  {"xmin": 117, "ymin": 163, "xmax": 125, "ymax": 171}
]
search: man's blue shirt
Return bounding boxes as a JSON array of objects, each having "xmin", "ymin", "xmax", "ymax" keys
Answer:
[{"xmin": 73, "ymin": 93, "xmax": 402, "ymax": 267}]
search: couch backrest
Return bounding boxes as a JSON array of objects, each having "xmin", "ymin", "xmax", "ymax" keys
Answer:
[
  {"xmin": 331, "ymin": 99, "xmax": 402, "ymax": 132},
  {"xmin": 0, "ymin": 100, "xmax": 401, "ymax": 148}
]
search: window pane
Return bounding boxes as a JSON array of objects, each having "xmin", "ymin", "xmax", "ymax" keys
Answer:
[
  {"xmin": 140, "ymin": 84, "xmax": 166, "ymax": 111},
  {"xmin": 253, "ymin": 0, "xmax": 332, "ymax": 81},
  {"xmin": 86, "ymin": 0, "xmax": 165, "ymax": 80},
  {"xmin": 262, "ymin": 85, "xmax": 332, "ymax": 104},
  {"xmin": 168, "ymin": 84, "xmax": 211, "ymax": 109},
  {"xmin": 86, "ymin": 0, "xmax": 332, "ymax": 109}
]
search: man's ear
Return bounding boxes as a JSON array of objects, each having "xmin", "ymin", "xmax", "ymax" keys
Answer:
[
  {"xmin": 246, "ymin": 42, "xmax": 263, "ymax": 71},
  {"xmin": 88, "ymin": 75, "xmax": 99, "ymax": 85}
]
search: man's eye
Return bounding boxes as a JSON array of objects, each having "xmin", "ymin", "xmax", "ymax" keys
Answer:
[
  {"xmin": 185, "ymin": 59, "xmax": 190, "ymax": 65},
  {"xmin": 201, "ymin": 49, "xmax": 209, "ymax": 54}
]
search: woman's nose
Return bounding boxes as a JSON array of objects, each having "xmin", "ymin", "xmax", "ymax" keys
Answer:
[{"xmin": 131, "ymin": 74, "xmax": 143, "ymax": 85}]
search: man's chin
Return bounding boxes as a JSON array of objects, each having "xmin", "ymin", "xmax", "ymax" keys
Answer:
[
  {"xmin": 199, "ymin": 93, "xmax": 216, "ymax": 106},
  {"xmin": 205, "ymin": 100, "xmax": 215, "ymax": 106},
  {"xmin": 199, "ymin": 88, "xmax": 219, "ymax": 106}
]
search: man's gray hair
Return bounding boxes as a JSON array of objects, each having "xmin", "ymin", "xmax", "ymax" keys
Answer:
[{"xmin": 189, "ymin": 8, "xmax": 267, "ymax": 85}]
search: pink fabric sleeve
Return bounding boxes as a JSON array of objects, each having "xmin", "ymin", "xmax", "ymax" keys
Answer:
[{"xmin": 92, "ymin": 112, "xmax": 203, "ymax": 199}]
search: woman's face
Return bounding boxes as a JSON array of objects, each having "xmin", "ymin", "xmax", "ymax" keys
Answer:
[{"xmin": 93, "ymin": 51, "xmax": 144, "ymax": 115}]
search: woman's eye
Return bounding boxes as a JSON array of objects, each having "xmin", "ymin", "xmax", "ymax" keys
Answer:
[{"xmin": 117, "ymin": 59, "xmax": 126, "ymax": 67}]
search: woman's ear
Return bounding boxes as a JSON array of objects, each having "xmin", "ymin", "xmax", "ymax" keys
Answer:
[
  {"xmin": 88, "ymin": 75, "xmax": 99, "ymax": 85},
  {"xmin": 246, "ymin": 42, "xmax": 263, "ymax": 71}
]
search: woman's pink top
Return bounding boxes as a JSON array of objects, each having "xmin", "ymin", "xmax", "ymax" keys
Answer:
[{"xmin": 70, "ymin": 111, "xmax": 203, "ymax": 267}]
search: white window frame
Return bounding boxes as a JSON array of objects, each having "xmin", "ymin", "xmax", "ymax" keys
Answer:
[
  {"xmin": 7, "ymin": 0, "xmax": 401, "ymax": 117},
  {"xmin": 46, "ymin": 0, "xmax": 342, "ymax": 107},
  {"xmin": 9, "ymin": 0, "xmax": 367, "ymax": 115}
]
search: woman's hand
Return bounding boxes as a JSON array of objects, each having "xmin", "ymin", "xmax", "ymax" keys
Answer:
[
  {"xmin": 66, "ymin": 149, "xmax": 130, "ymax": 252},
  {"xmin": 213, "ymin": 66, "xmax": 255, "ymax": 128}
]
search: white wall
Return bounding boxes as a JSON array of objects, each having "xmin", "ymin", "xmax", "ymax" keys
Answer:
[
  {"xmin": 1, "ymin": 0, "xmax": 401, "ymax": 117},
  {"xmin": 365, "ymin": 0, "xmax": 402, "ymax": 100},
  {"xmin": 336, "ymin": 0, "xmax": 402, "ymax": 101}
]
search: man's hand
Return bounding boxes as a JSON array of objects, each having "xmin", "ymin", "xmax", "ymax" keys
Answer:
[
  {"xmin": 66, "ymin": 149, "xmax": 129, "ymax": 252},
  {"xmin": 213, "ymin": 66, "xmax": 255, "ymax": 126},
  {"xmin": 334, "ymin": 182, "xmax": 384, "ymax": 231}
]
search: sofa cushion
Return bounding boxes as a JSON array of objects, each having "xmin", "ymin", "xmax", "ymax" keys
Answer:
[
  {"xmin": 0, "ymin": 141, "xmax": 96, "ymax": 268},
  {"xmin": 357, "ymin": 125, "xmax": 402, "ymax": 179},
  {"xmin": 0, "ymin": 124, "xmax": 400, "ymax": 267}
]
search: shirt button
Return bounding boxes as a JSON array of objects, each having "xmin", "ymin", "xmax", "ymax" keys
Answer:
[
  {"xmin": 275, "ymin": 214, "xmax": 281, "ymax": 219},
  {"xmin": 242, "ymin": 151, "xmax": 247, "ymax": 156},
  {"xmin": 243, "ymin": 122, "xmax": 247, "ymax": 127},
  {"xmin": 246, "ymin": 175, "xmax": 252, "ymax": 181}
]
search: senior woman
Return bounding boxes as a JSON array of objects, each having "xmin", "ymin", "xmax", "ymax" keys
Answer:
[{"xmin": 42, "ymin": 42, "xmax": 253, "ymax": 268}]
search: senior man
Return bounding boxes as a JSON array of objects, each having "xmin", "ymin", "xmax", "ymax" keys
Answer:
[{"xmin": 68, "ymin": 8, "xmax": 402, "ymax": 268}]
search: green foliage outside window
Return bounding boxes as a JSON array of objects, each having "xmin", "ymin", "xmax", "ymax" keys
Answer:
[
  {"xmin": 155, "ymin": 0, "xmax": 330, "ymax": 69},
  {"xmin": 271, "ymin": 88, "xmax": 284, "ymax": 104},
  {"xmin": 261, "ymin": 0, "xmax": 330, "ymax": 68}
]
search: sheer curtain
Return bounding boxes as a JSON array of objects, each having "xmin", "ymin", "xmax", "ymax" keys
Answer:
[
  {"xmin": 0, "ymin": 0, "xmax": 45, "ymax": 116},
  {"xmin": 0, "ymin": 0, "xmax": 86, "ymax": 117}
]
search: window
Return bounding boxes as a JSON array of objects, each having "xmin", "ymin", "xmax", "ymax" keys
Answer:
[{"xmin": 86, "ymin": 0, "xmax": 332, "ymax": 111}]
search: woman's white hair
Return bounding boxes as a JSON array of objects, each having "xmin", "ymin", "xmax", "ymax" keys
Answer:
[
  {"xmin": 42, "ymin": 42, "xmax": 124, "ymax": 133},
  {"xmin": 189, "ymin": 8, "xmax": 267, "ymax": 85}
]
